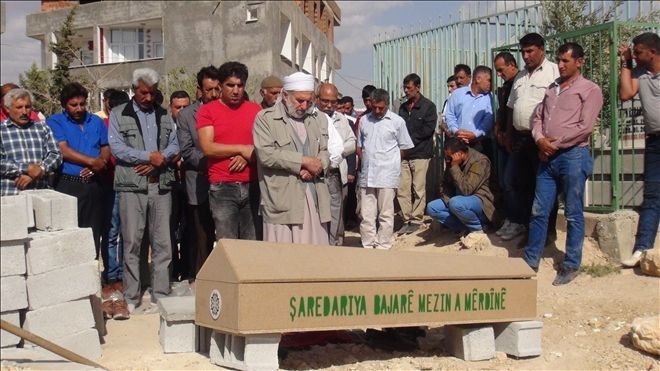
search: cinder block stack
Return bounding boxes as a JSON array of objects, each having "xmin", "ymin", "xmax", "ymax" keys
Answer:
[{"xmin": 0, "ymin": 190, "xmax": 103, "ymax": 360}]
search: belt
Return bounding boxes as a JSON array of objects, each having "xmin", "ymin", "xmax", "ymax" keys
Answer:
[
  {"xmin": 648, "ymin": 132, "xmax": 659, "ymax": 139},
  {"xmin": 60, "ymin": 174, "xmax": 98, "ymax": 184},
  {"xmin": 147, "ymin": 176, "xmax": 159, "ymax": 183}
]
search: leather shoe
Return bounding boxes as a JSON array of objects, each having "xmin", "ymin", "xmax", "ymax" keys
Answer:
[
  {"xmin": 552, "ymin": 267, "xmax": 579, "ymax": 286},
  {"xmin": 112, "ymin": 300, "xmax": 130, "ymax": 320},
  {"xmin": 102, "ymin": 300, "xmax": 114, "ymax": 319}
]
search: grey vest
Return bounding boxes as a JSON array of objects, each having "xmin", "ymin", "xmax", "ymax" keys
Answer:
[{"xmin": 113, "ymin": 102, "xmax": 176, "ymax": 192}]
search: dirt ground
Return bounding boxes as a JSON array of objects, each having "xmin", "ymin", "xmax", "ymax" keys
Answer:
[{"xmin": 92, "ymin": 223, "xmax": 660, "ymax": 370}]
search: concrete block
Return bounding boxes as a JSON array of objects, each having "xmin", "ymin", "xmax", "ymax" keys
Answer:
[
  {"xmin": 210, "ymin": 331, "xmax": 281, "ymax": 371},
  {"xmin": 596, "ymin": 210, "xmax": 638, "ymax": 263},
  {"xmin": 0, "ymin": 195, "xmax": 29, "ymax": 241},
  {"xmin": 444, "ymin": 324, "xmax": 495, "ymax": 361},
  {"xmin": 197, "ymin": 325, "xmax": 212, "ymax": 354},
  {"xmin": 494, "ymin": 320, "xmax": 543, "ymax": 357},
  {"xmin": 26, "ymin": 228, "xmax": 96, "ymax": 275},
  {"xmin": 24, "ymin": 189, "xmax": 78, "ymax": 231},
  {"xmin": 1, "ymin": 310, "xmax": 21, "ymax": 347},
  {"xmin": 158, "ymin": 296, "xmax": 196, "ymax": 353},
  {"xmin": 0, "ymin": 240, "xmax": 26, "ymax": 276},
  {"xmin": 26, "ymin": 261, "xmax": 100, "ymax": 310},
  {"xmin": 30, "ymin": 328, "xmax": 102, "ymax": 360},
  {"xmin": 0, "ymin": 348, "xmax": 100, "ymax": 370},
  {"xmin": 23, "ymin": 298, "xmax": 95, "ymax": 340},
  {"xmin": 1, "ymin": 275, "xmax": 27, "ymax": 312}
]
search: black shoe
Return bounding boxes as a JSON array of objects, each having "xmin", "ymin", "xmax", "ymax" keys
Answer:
[
  {"xmin": 396, "ymin": 223, "xmax": 411, "ymax": 235},
  {"xmin": 405, "ymin": 223, "xmax": 420, "ymax": 234},
  {"xmin": 552, "ymin": 267, "xmax": 578, "ymax": 286}
]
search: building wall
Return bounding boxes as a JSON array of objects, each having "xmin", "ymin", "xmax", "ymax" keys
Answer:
[{"xmin": 26, "ymin": 0, "xmax": 341, "ymax": 104}]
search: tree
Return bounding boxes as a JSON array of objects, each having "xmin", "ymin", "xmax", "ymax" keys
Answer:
[
  {"xmin": 18, "ymin": 63, "xmax": 58, "ymax": 116},
  {"xmin": 163, "ymin": 67, "xmax": 197, "ymax": 102},
  {"xmin": 48, "ymin": 5, "xmax": 79, "ymax": 103}
]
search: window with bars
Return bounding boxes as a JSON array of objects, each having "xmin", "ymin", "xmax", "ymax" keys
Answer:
[{"xmin": 107, "ymin": 27, "xmax": 163, "ymax": 63}]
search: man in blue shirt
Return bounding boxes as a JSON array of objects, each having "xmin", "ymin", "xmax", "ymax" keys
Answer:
[
  {"xmin": 445, "ymin": 65, "xmax": 494, "ymax": 155},
  {"xmin": 47, "ymin": 82, "xmax": 110, "ymax": 257}
]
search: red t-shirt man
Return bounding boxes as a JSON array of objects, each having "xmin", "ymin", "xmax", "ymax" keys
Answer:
[{"xmin": 195, "ymin": 100, "xmax": 261, "ymax": 183}]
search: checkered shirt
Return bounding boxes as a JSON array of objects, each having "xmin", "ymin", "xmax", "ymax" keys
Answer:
[{"xmin": 0, "ymin": 118, "xmax": 62, "ymax": 195}]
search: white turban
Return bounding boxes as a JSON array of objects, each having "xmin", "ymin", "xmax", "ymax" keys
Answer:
[{"xmin": 283, "ymin": 72, "xmax": 315, "ymax": 92}]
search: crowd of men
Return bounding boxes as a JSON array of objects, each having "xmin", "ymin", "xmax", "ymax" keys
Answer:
[{"xmin": 1, "ymin": 32, "xmax": 658, "ymax": 324}]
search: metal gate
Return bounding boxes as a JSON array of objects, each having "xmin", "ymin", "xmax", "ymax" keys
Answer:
[{"xmin": 492, "ymin": 21, "xmax": 660, "ymax": 212}]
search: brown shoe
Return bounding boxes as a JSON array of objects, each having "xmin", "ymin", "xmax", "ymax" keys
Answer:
[
  {"xmin": 102, "ymin": 300, "xmax": 115, "ymax": 319},
  {"xmin": 112, "ymin": 300, "xmax": 130, "ymax": 320},
  {"xmin": 101, "ymin": 284, "xmax": 115, "ymax": 301},
  {"xmin": 111, "ymin": 281, "xmax": 124, "ymax": 293}
]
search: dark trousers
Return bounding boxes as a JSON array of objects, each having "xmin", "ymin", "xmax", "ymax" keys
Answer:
[
  {"xmin": 186, "ymin": 200, "xmax": 215, "ymax": 277},
  {"xmin": 509, "ymin": 131, "xmax": 558, "ymax": 232},
  {"xmin": 634, "ymin": 134, "xmax": 660, "ymax": 251},
  {"xmin": 170, "ymin": 185, "xmax": 190, "ymax": 281},
  {"xmin": 55, "ymin": 176, "xmax": 103, "ymax": 256},
  {"xmin": 209, "ymin": 181, "xmax": 262, "ymax": 240},
  {"xmin": 345, "ymin": 180, "xmax": 359, "ymax": 225}
]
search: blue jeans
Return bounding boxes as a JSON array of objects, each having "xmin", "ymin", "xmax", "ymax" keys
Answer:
[
  {"xmin": 634, "ymin": 134, "xmax": 660, "ymax": 252},
  {"xmin": 102, "ymin": 190, "xmax": 123, "ymax": 282},
  {"xmin": 426, "ymin": 196, "xmax": 487, "ymax": 233},
  {"xmin": 523, "ymin": 146, "xmax": 593, "ymax": 270}
]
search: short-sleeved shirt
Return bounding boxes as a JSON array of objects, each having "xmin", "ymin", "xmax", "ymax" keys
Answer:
[
  {"xmin": 196, "ymin": 100, "xmax": 261, "ymax": 183},
  {"xmin": 357, "ymin": 110, "xmax": 414, "ymax": 189},
  {"xmin": 47, "ymin": 111, "xmax": 108, "ymax": 176},
  {"xmin": 507, "ymin": 58, "xmax": 559, "ymax": 131},
  {"xmin": 634, "ymin": 67, "xmax": 660, "ymax": 134}
]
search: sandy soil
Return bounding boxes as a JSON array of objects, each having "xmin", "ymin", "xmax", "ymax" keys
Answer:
[{"xmin": 89, "ymin": 223, "xmax": 659, "ymax": 369}]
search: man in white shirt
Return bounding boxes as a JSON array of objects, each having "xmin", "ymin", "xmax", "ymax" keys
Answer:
[
  {"xmin": 316, "ymin": 83, "xmax": 356, "ymax": 246},
  {"xmin": 502, "ymin": 32, "xmax": 560, "ymax": 243},
  {"xmin": 357, "ymin": 89, "xmax": 414, "ymax": 249}
]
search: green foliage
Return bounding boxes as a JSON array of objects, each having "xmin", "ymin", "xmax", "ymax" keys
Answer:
[
  {"xmin": 579, "ymin": 263, "xmax": 621, "ymax": 277},
  {"xmin": 48, "ymin": 6, "xmax": 80, "ymax": 103},
  {"xmin": 540, "ymin": 0, "xmax": 622, "ymax": 36},
  {"xmin": 164, "ymin": 67, "xmax": 197, "ymax": 102},
  {"xmin": 18, "ymin": 63, "xmax": 59, "ymax": 116}
]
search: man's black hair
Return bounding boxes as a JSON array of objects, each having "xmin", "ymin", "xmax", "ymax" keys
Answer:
[
  {"xmin": 494, "ymin": 51, "xmax": 518, "ymax": 68},
  {"xmin": 59, "ymin": 82, "xmax": 88, "ymax": 107},
  {"xmin": 557, "ymin": 42, "xmax": 585, "ymax": 60},
  {"xmin": 196, "ymin": 65, "xmax": 220, "ymax": 88},
  {"xmin": 519, "ymin": 32, "xmax": 545, "ymax": 49},
  {"xmin": 446, "ymin": 75, "xmax": 457, "ymax": 84},
  {"xmin": 169, "ymin": 90, "xmax": 191, "ymax": 104},
  {"xmin": 632, "ymin": 32, "xmax": 660, "ymax": 52},
  {"xmin": 362, "ymin": 85, "xmax": 376, "ymax": 99},
  {"xmin": 473, "ymin": 65, "xmax": 492, "ymax": 78},
  {"xmin": 339, "ymin": 96, "xmax": 354, "ymax": 105},
  {"xmin": 445, "ymin": 136, "xmax": 469, "ymax": 153},
  {"xmin": 403, "ymin": 73, "xmax": 421, "ymax": 87},
  {"xmin": 217, "ymin": 61, "xmax": 249, "ymax": 84},
  {"xmin": 454, "ymin": 64, "xmax": 471, "ymax": 77},
  {"xmin": 108, "ymin": 90, "xmax": 129, "ymax": 109},
  {"xmin": 102, "ymin": 88, "xmax": 119, "ymax": 100}
]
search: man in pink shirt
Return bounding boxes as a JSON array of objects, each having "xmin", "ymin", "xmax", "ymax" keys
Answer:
[{"xmin": 522, "ymin": 42, "xmax": 603, "ymax": 286}]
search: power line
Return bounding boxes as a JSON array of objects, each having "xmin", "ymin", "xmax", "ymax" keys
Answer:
[{"xmin": 334, "ymin": 70, "xmax": 368, "ymax": 91}]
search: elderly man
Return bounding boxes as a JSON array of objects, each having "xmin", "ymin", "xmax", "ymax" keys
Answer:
[
  {"xmin": 358, "ymin": 88, "xmax": 414, "ymax": 249},
  {"xmin": 259, "ymin": 75, "xmax": 283, "ymax": 109},
  {"xmin": 1, "ymin": 83, "xmax": 43, "ymax": 122},
  {"xmin": 1, "ymin": 88, "xmax": 61, "ymax": 195},
  {"xmin": 619, "ymin": 32, "xmax": 660, "ymax": 267},
  {"xmin": 108, "ymin": 68, "xmax": 179, "ymax": 312},
  {"xmin": 177, "ymin": 65, "xmax": 220, "ymax": 277},
  {"xmin": 47, "ymin": 82, "xmax": 110, "ymax": 257},
  {"xmin": 253, "ymin": 72, "xmax": 331, "ymax": 245},
  {"xmin": 523, "ymin": 42, "xmax": 603, "ymax": 285},
  {"xmin": 317, "ymin": 82, "xmax": 356, "ymax": 246}
]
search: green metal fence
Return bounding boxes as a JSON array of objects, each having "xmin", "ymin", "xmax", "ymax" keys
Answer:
[{"xmin": 492, "ymin": 21, "xmax": 660, "ymax": 212}]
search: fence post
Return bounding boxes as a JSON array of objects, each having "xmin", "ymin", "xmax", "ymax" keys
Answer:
[{"xmin": 610, "ymin": 21, "xmax": 621, "ymax": 210}]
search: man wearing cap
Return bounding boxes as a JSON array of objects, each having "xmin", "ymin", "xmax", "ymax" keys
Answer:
[
  {"xmin": 259, "ymin": 75, "xmax": 283, "ymax": 109},
  {"xmin": 253, "ymin": 72, "xmax": 331, "ymax": 245}
]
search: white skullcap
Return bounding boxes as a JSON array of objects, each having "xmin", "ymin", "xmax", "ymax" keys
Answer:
[{"xmin": 283, "ymin": 72, "xmax": 315, "ymax": 92}]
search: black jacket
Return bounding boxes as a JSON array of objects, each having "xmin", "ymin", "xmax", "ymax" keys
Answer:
[{"xmin": 399, "ymin": 95, "xmax": 438, "ymax": 159}]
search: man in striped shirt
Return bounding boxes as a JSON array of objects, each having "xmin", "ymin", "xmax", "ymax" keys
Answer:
[{"xmin": 1, "ymin": 88, "xmax": 61, "ymax": 196}]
